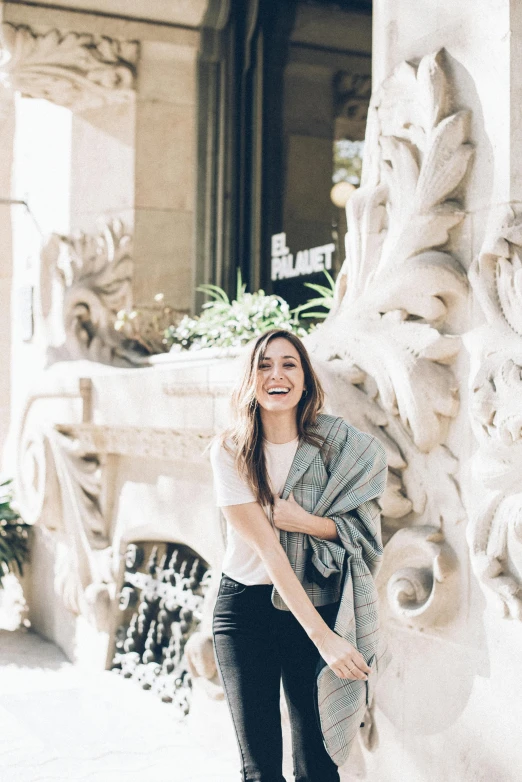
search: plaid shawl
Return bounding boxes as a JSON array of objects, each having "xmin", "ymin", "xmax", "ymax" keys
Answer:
[{"xmin": 272, "ymin": 413, "xmax": 389, "ymax": 767}]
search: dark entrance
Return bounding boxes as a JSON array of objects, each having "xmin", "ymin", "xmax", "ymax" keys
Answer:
[{"xmin": 196, "ymin": 0, "xmax": 372, "ymax": 313}]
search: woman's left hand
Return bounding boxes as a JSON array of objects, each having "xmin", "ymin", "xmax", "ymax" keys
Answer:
[{"xmin": 272, "ymin": 492, "xmax": 311, "ymax": 533}]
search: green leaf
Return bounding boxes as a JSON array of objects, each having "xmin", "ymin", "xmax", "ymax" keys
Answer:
[
  {"xmin": 302, "ymin": 283, "xmax": 333, "ymax": 297},
  {"xmin": 321, "ymin": 268, "xmax": 336, "ymax": 288},
  {"xmin": 196, "ymin": 284, "xmax": 230, "ymax": 303}
]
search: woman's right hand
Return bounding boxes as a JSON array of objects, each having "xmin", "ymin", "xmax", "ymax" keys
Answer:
[{"xmin": 317, "ymin": 630, "xmax": 371, "ymax": 680}]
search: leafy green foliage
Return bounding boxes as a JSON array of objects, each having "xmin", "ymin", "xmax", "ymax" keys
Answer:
[
  {"xmin": 0, "ymin": 478, "xmax": 30, "ymax": 588},
  {"xmin": 164, "ymin": 271, "xmax": 307, "ymax": 351},
  {"xmin": 293, "ymin": 270, "xmax": 336, "ymax": 320}
]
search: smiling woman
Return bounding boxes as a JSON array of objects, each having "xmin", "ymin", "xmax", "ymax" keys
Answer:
[
  {"xmin": 209, "ymin": 329, "xmax": 388, "ymax": 780},
  {"xmin": 224, "ymin": 330, "xmax": 325, "ymax": 508}
]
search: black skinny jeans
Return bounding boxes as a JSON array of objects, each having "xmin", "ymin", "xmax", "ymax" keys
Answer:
[{"xmin": 212, "ymin": 574, "xmax": 341, "ymax": 782}]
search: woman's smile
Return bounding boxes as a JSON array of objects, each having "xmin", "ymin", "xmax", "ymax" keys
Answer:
[{"xmin": 265, "ymin": 385, "xmax": 291, "ymax": 396}]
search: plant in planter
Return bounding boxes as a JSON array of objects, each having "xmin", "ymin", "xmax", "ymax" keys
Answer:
[
  {"xmin": 293, "ymin": 270, "xmax": 336, "ymax": 321},
  {"xmin": 0, "ymin": 478, "xmax": 30, "ymax": 588},
  {"xmin": 114, "ymin": 294, "xmax": 185, "ymax": 356},
  {"xmin": 164, "ymin": 272, "xmax": 308, "ymax": 351}
]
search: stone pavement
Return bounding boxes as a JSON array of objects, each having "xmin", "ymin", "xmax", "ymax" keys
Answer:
[{"xmin": 0, "ymin": 629, "xmax": 241, "ymax": 782}]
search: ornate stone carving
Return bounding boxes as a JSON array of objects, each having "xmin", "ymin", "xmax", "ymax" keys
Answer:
[
  {"xmin": 0, "ymin": 23, "xmax": 138, "ymax": 110},
  {"xmin": 15, "ymin": 373, "xmax": 217, "ymax": 629},
  {"xmin": 40, "ymin": 220, "xmax": 134, "ymax": 366},
  {"xmin": 378, "ymin": 526, "xmax": 458, "ymax": 628},
  {"xmin": 466, "ymin": 208, "xmax": 522, "ymax": 618},
  {"xmin": 17, "ymin": 412, "xmax": 113, "ymax": 627},
  {"xmin": 56, "ymin": 424, "xmax": 214, "ymax": 462},
  {"xmin": 307, "ymin": 49, "xmax": 472, "ymax": 626},
  {"xmin": 38, "ymin": 220, "xmax": 172, "ymax": 368}
]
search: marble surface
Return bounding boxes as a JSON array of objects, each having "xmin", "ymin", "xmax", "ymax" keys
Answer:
[{"xmin": 0, "ymin": 630, "xmax": 239, "ymax": 782}]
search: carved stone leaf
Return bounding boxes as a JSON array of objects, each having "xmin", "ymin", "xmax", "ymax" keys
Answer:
[
  {"xmin": 497, "ymin": 253, "xmax": 522, "ymax": 337},
  {"xmin": 414, "ymin": 111, "xmax": 473, "ymax": 213},
  {"xmin": 308, "ymin": 315, "xmax": 460, "ymax": 453},
  {"xmin": 469, "ymin": 493, "xmax": 522, "ymax": 619},
  {"xmin": 384, "ymin": 210, "xmax": 464, "ymax": 270},
  {"xmin": 336, "ymin": 184, "xmax": 388, "ymax": 310},
  {"xmin": 416, "ymin": 49, "xmax": 449, "ymax": 130},
  {"xmin": 384, "ymin": 471, "xmax": 413, "ymax": 520},
  {"xmin": 380, "ymin": 135, "xmax": 419, "ymax": 214},
  {"xmin": 0, "ymin": 23, "xmax": 139, "ymax": 110},
  {"xmin": 96, "ymin": 36, "xmax": 122, "ymax": 64},
  {"xmin": 364, "ymin": 251, "xmax": 468, "ymax": 322},
  {"xmin": 402, "ymin": 444, "xmax": 463, "ymax": 525}
]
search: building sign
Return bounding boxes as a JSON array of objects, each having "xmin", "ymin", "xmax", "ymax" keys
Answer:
[{"xmin": 271, "ymin": 232, "xmax": 335, "ymax": 281}]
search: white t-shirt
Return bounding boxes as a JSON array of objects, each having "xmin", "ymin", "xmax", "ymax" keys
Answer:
[{"xmin": 209, "ymin": 436, "xmax": 299, "ymax": 585}]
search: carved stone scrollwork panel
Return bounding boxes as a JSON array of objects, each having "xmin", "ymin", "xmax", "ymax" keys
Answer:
[
  {"xmin": 39, "ymin": 220, "xmax": 140, "ymax": 367},
  {"xmin": 0, "ymin": 23, "xmax": 139, "ymax": 110},
  {"xmin": 38, "ymin": 220, "xmax": 179, "ymax": 367},
  {"xmin": 307, "ymin": 50, "xmax": 471, "ymax": 640},
  {"xmin": 467, "ymin": 208, "xmax": 522, "ymax": 618},
  {"xmin": 17, "ymin": 409, "xmax": 114, "ymax": 629}
]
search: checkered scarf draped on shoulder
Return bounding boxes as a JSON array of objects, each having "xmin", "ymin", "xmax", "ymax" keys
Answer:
[{"xmin": 272, "ymin": 413, "xmax": 389, "ymax": 767}]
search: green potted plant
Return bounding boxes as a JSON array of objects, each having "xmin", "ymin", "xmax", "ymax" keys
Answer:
[
  {"xmin": 0, "ymin": 477, "xmax": 30, "ymax": 588},
  {"xmin": 164, "ymin": 271, "xmax": 307, "ymax": 352}
]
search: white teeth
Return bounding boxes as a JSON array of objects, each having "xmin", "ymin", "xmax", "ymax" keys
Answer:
[{"xmin": 267, "ymin": 388, "xmax": 290, "ymax": 395}]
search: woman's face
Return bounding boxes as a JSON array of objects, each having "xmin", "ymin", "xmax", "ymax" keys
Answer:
[{"xmin": 255, "ymin": 337, "xmax": 306, "ymax": 413}]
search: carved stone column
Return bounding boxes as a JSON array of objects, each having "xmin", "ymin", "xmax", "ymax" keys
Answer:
[{"xmin": 343, "ymin": 2, "xmax": 522, "ymax": 780}]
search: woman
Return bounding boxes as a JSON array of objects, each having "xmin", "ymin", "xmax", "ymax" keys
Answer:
[{"xmin": 210, "ymin": 329, "xmax": 387, "ymax": 781}]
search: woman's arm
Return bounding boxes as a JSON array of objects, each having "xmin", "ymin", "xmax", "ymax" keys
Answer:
[
  {"xmin": 221, "ymin": 501, "xmax": 370, "ymax": 680},
  {"xmin": 272, "ymin": 493, "xmax": 340, "ymax": 542}
]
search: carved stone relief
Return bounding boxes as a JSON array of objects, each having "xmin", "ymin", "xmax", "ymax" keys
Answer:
[
  {"xmin": 17, "ymin": 414, "xmax": 113, "ymax": 628},
  {"xmin": 466, "ymin": 208, "xmax": 522, "ymax": 618},
  {"xmin": 16, "ymin": 380, "xmax": 216, "ymax": 629},
  {"xmin": 306, "ymin": 49, "xmax": 473, "ymax": 629},
  {"xmin": 37, "ymin": 220, "xmax": 176, "ymax": 368},
  {"xmin": 0, "ymin": 23, "xmax": 139, "ymax": 111},
  {"xmin": 56, "ymin": 424, "xmax": 214, "ymax": 462}
]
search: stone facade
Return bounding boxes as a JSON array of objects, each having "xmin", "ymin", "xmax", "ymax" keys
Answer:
[{"xmin": 1, "ymin": 1, "xmax": 522, "ymax": 781}]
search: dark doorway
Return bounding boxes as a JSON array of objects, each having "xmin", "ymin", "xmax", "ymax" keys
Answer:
[{"xmin": 196, "ymin": 0, "xmax": 372, "ymax": 313}]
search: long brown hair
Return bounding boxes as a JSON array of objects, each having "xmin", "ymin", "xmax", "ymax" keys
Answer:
[{"xmin": 223, "ymin": 329, "xmax": 325, "ymax": 507}]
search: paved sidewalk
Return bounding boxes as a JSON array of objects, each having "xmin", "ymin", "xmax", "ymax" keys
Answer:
[{"xmin": 0, "ymin": 629, "xmax": 240, "ymax": 782}]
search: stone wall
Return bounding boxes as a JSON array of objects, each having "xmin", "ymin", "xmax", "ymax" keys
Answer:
[
  {"xmin": 0, "ymin": 0, "xmax": 202, "ymax": 464},
  {"xmin": 345, "ymin": 1, "xmax": 522, "ymax": 780}
]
